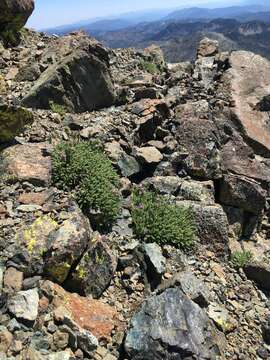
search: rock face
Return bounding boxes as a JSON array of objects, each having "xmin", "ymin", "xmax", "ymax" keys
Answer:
[
  {"xmin": 22, "ymin": 33, "xmax": 116, "ymax": 113},
  {"xmin": 125, "ymin": 288, "xmax": 225, "ymax": 359},
  {"xmin": 0, "ymin": 0, "xmax": 34, "ymax": 35},
  {"xmin": 223, "ymin": 51, "xmax": 270, "ymax": 156}
]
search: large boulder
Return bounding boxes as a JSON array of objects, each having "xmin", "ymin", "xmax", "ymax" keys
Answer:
[
  {"xmin": 42, "ymin": 281, "xmax": 119, "ymax": 341},
  {"xmin": 222, "ymin": 50, "xmax": 270, "ymax": 157},
  {"xmin": 21, "ymin": 33, "xmax": 116, "ymax": 113},
  {"xmin": 0, "ymin": 0, "xmax": 34, "ymax": 35},
  {"xmin": 0, "ymin": 105, "xmax": 33, "ymax": 143},
  {"xmin": 125, "ymin": 287, "xmax": 225, "ymax": 359},
  {"xmin": 12, "ymin": 204, "xmax": 92, "ymax": 281}
]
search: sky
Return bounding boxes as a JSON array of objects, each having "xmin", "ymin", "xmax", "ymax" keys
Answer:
[{"xmin": 27, "ymin": 0, "xmax": 247, "ymax": 29}]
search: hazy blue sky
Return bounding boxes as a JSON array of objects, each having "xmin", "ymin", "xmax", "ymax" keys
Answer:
[{"xmin": 27, "ymin": 0, "xmax": 246, "ymax": 29}]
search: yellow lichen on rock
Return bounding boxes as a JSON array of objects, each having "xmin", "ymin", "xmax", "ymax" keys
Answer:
[{"xmin": 18, "ymin": 215, "xmax": 58, "ymax": 256}]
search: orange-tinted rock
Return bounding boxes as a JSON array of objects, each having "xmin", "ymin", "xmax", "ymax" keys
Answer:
[
  {"xmin": 131, "ymin": 99, "xmax": 169, "ymax": 117},
  {"xmin": 2, "ymin": 143, "xmax": 52, "ymax": 186},
  {"xmin": 43, "ymin": 281, "xmax": 119, "ymax": 341},
  {"xmin": 18, "ymin": 189, "xmax": 53, "ymax": 206}
]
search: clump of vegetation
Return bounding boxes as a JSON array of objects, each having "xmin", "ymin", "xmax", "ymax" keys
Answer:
[
  {"xmin": 131, "ymin": 189, "xmax": 195, "ymax": 249},
  {"xmin": 141, "ymin": 60, "xmax": 159, "ymax": 75},
  {"xmin": 231, "ymin": 250, "xmax": 253, "ymax": 269},
  {"xmin": 52, "ymin": 141, "xmax": 121, "ymax": 231},
  {"xmin": 49, "ymin": 101, "xmax": 67, "ymax": 116}
]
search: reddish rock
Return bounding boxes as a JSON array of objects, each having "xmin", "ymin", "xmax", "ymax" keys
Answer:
[
  {"xmin": 3, "ymin": 267, "xmax": 23, "ymax": 293},
  {"xmin": 43, "ymin": 281, "xmax": 119, "ymax": 341},
  {"xmin": 2, "ymin": 143, "xmax": 52, "ymax": 186},
  {"xmin": 130, "ymin": 99, "xmax": 169, "ymax": 117},
  {"xmin": 18, "ymin": 189, "xmax": 54, "ymax": 206}
]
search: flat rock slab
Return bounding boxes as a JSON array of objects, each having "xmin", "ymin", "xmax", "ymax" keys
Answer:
[
  {"xmin": 224, "ymin": 51, "xmax": 270, "ymax": 156},
  {"xmin": 1, "ymin": 143, "xmax": 52, "ymax": 186}
]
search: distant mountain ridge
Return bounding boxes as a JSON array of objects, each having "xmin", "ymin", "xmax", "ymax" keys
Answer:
[{"xmin": 43, "ymin": 4, "xmax": 270, "ymax": 63}]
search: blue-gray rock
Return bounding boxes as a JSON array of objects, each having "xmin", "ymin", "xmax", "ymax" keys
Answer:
[{"xmin": 125, "ymin": 287, "xmax": 225, "ymax": 359}]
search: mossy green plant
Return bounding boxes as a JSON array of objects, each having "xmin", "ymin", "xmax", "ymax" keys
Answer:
[
  {"xmin": 231, "ymin": 250, "xmax": 253, "ymax": 269},
  {"xmin": 141, "ymin": 60, "xmax": 159, "ymax": 75},
  {"xmin": 131, "ymin": 189, "xmax": 195, "ymax": 249},
  {"xmin": 49, "ymin": 101, "xmax": 67, "ymax": 116},
  {"xmin": 52, "ymin": 141, "xmax": 121, "ymax": 232}
]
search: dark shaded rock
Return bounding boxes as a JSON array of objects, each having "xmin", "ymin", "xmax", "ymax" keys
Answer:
[
  {"xmin": 219, "ymin": 174, "xmax": 266, "ymax": 214},
  {"xmin": 22, "ymin": 34, "xmax": 115, "ymax": 113},
  {"xmin": 125, "ymin": 287, "xmax": 225, "ymax": 360},
  {"xmin": 0, "ymin": 105, "xmax": 33, "ymax": 143},
  {"xmin": 244, "ymin": 262, "xmax": 270, "ymax": 291},
  {"xmin": 0, "ymin": 0, "xmax": 34, "ymax": 41},
  {"xmin": 68, "ymin": 235, "xmax": 117, "ymax": 298},
  {"xmin": 16, "ymin": 63, "xmax": 41, "ymax": 82},
  {"xmin": 262, "ymin": 314, "xmax": 270, "ymax": 345}
]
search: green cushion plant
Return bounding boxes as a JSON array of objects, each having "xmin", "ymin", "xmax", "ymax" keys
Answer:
[
  {"xmin": 131, "ymin": 189, "xmax": 195, "ymax": 250},
  {"xmin": 52, "ymin": 141, "xmax": 120, "ymax": 232}
]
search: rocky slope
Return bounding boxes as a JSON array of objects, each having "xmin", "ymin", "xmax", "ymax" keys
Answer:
[{"xmin": 0, "ymin": 2, "xmax": 270, "ymax": 360}]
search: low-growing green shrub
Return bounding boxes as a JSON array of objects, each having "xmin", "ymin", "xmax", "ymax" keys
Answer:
[
  {"xmin": 49, "ymin": 101, "xmax": 67, "ymax": 116},
  {"xmin": 131, "ymin": 189, "xmax": 195, "ymax": 249},
  {"xmin": 141, "ymin": 61, "xmax": 159, "ymax": 75},
  {"xmin": 231, "ymin": 250, "xmax": 253, "ymax": 269},
  {"xmin": 52, "ymin": 141, "xmax": 120, "ymax": 231}
]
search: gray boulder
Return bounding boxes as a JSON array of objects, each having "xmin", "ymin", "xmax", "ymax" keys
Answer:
[
  {"xmin": 125, "ymin": 287, "xmax": 225, "ymax": 359},
  {"xmin": 22, "ymin": 34, "xmax": 115, "ymax": 113}
]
